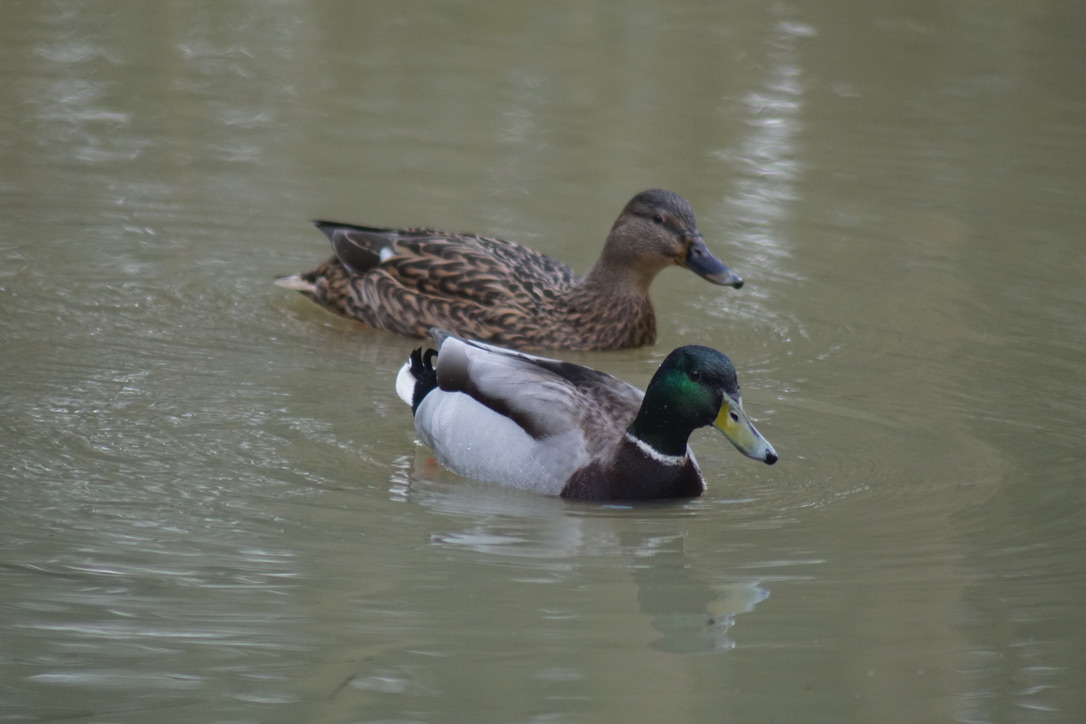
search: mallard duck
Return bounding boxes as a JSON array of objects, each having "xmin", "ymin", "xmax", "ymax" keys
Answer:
[
  {"xmin": 396, "ymin": 330, "xmax": 778, "ymax": 501},
  {"xmin": 276, "ymin": 189, "xmax": 743, "ymax": 351}
]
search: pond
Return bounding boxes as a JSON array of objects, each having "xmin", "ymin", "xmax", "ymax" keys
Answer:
[{"xmin": 2, "ymin": 1, "xmax": 1085, "ymax": 722}]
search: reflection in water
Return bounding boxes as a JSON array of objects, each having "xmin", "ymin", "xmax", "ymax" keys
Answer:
[
  {"xmin": 398, "ymin": 452, "xmax": 775, "ymax": 655},
  {"xmin": 699, "ymin": 15, "xmax": 814, "ymax": 345},
  {"xmin": 717, "ymin": 17, "xmax": 814, "ymax": 269},
  {"xmin": 629, "ymin": 537, "xmax": 771, "ymax": 655}
]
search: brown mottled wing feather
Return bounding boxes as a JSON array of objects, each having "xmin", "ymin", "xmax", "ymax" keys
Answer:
[
  {"xmin": 297, "ymin": 258, "xmax": 351, "ymax": 310},
  {"xmin": 299, "ymin": 224, "xmax": 658, "ymax": 350},
  {"xmin": 342, "ymin": 230, "xmax": 581, "ymax": 344}
]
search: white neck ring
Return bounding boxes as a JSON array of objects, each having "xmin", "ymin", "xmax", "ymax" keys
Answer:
[{"xmin": 625, "ymin": 432, "xmax": 688, "ymax": 466}]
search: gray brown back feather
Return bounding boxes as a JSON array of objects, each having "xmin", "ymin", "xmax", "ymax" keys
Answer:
[{"xmin": 431, "ymin": 334, "xmax": 643, "ymax": 452}]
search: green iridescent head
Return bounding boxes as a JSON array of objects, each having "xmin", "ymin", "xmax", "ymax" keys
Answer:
[{"xmin": 630, "ymin": 345, "xmax": 778, "ymax": 464}]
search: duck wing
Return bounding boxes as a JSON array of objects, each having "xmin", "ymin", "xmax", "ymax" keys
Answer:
[
  {"xmin": 432, "ymin": 332, "xmax": 643, "ymax": 445},
  {"xmin": 315, "ymin": 221, "xmax": 580, "ymax": 307},
  {"xmin": 313, "ymin": 221, "xmax": 390, "ymax": 274},
  {"xmin": 408, "ymin": 331, "xmax": 647, "ymax": 494}
]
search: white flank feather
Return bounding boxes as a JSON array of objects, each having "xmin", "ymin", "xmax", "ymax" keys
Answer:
[{"xmin": 395, "ymin": 361, "xmax": 418, "ymax": 407}]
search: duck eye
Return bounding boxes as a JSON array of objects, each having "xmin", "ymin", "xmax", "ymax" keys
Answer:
[
  {"xmin": 688, "ymin": 370, "xmax": 701, "ymax": 382},
  {"xmin": 653, "ymin": 213, "xmax": 665, "ymax": 224}
]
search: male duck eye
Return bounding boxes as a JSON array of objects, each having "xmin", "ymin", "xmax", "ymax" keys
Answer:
[{"xmin": 688, "ymin": 370, "xmax": 701, "ymax": 382}]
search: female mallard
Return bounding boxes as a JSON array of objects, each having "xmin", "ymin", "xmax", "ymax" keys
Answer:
[
  {"xmin": 396, "ymin": 330, "xmax": 778, "ymax": 501},
  {"xmin": 277, "ymin": 189, "xmax": 743, "ymax": 351}
]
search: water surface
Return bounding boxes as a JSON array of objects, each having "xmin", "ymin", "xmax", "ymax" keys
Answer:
[{"xmin": 2, "ymin": 1, "xmax": 1085, "ymax": 722}]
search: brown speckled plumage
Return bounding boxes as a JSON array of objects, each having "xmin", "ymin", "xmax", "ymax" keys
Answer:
[{"xmin": 277, "ymin": 189, "xmax": 744, "ymax": 351}]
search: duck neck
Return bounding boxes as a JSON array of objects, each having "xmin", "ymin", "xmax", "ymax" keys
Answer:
[
  {"xmin": 626, "ymin": 411, "xmax": 693, "ymax": 460},
  {"xmin": 582, "ymin": 249, "xmax": 657, "ymax": 296}
]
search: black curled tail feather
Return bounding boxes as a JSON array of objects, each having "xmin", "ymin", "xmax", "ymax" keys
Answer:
[{"xmin": 409, "ymin": 347, "xmax": 439, "ymax": 414}]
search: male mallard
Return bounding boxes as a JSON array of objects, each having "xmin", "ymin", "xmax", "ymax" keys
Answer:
[
  {"xmin": 396, "ymin": 330, "xmax": 778, "ymax": 501},
  {"xmin": 277, "ymin": 189, "xmax": 743, "ymax": 351}
]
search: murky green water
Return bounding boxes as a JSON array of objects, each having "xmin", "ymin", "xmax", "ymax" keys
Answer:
[{"xmin": 3, "ymin": 1, "xmax": 1085, "ymax": 722}]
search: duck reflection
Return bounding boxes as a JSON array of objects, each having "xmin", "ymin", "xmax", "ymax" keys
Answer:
[
  {"xmin": 626, "ymin": 532, "xmax": 770, "ymax": 654},
  {"xmin": 390, "ymin": 452, "xmax": 771, "ymax": 654}
]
